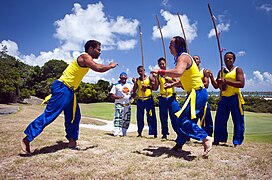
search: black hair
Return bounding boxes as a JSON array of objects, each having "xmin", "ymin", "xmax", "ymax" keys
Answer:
[
  {"xmin": 173, "ymin": 36, "xmax": 187, "ymax": 54},
  {"xmin": 137, "ymin": 65, "xmax": 144, "ymax": 70},
  {"xmin": 84, "ymin": 40, "xmax": 101, "ymax": 52},
  {"xmin": 193, "ymin": 55, "xmax": 201, "ymax": 61},
  {"xmin": 224, "ymin": 51, "xmax": 236, "ymax": 61},
  {"xmin": 157, "ymin": 57, "xmax": 166, "ymax": 64}
]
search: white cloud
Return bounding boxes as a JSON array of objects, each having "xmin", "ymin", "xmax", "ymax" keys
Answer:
[
  {"xmin": 257, "ymin": 3, "xmax": 272, "ymax": 12},
  {"xmin": 117, "ymin": 39, "xmax": 137, "ymax": 50},
  {"xmin": 253, "ymin": 71, "xmax": 264, "ymax": 82},
  {"xmin": 263, "ymin": 72, "xmax": 272, "ymax": 82},
  {"xmin": 0, "ymin": 40, "xmax": 20, "ymax": 57},
  {"xmin": 244, "ymin": 71, "xmax": 272, "ymax": 91},
  {"xmin": 161, "ymin": 0, "xmax": 171, "ymax": 7},
  {"xmin": 110, "ymin": 16, "xmax": 139, "ymax": 36},
  {"xmin": 54, "ymin": 2, "xmax": 139, "ymax": 51},
  {"xmin": 237, "ymin": 51, "xmax": 246, "ymax": 57},
  {"xmin": 1, "ymin": 2, "xmax": 140, "ymax": 83},
  {"xmin": 152, "ymin": 10, "xmax": 198, "ymax": 42},
  {"xmin": 208, "ymin": 23, "xmax": 230, "ymax": 38}
]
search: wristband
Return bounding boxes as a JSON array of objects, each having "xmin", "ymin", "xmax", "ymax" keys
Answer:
[{"xmin": 158, "ymin": 69, "xmax": 165, "ymax": 76}]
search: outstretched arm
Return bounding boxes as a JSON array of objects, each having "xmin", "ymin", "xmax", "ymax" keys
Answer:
[
  {"xmin": 78, "ymin": 53, "xmax": 118, "ymax": 72},
  {"xmin": 151, "ymin": 54, "xmax": 191, "ymax": 78}
]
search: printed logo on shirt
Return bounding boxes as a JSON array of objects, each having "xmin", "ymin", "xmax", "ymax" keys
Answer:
[{"xmin": 123, "ymin": 87, "xmax": 130, "ymax": 94}]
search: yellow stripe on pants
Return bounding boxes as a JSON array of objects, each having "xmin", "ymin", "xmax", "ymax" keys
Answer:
[{"xmin": 175, "ymin": 89, "xmax": 196, "ymax": 119}]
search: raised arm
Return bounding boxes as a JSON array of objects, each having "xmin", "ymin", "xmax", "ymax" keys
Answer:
[
  {"xmin": 208, "ymin": 70, "xmax": 221, "ymax": 89},
  {"xmin": 151, "ymin": 74, "xmax": 159, "ymax": 91},
  {"xmin": 149, "ymin": 75, "xmax": 157, "ymax": 90},
  {"xmin": 131, "ymin": 78, "xmax": 138, "ymax": 98},
  {"xmin": 202, "ymin": 69, "xmax": 210, "ymax": 89}
]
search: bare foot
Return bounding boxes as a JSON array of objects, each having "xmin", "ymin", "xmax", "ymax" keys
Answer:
[
  {"xmin": 234, "ymin": 144, "xmax": 241, "ymax": 148},
  {"xmin": 68, "ymin": 138, "xmax": 77, "ymax": 148},
  {"xmin": 20, "ymin": 136, "xmax": 31, "ymax": 155},
  {"xmin": 203, "ymin": 136, "xmax": 213, "ymax": 158}
]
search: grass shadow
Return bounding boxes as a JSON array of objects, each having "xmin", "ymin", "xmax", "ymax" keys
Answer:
[
  {"xmin": 133, "ymin": 146, "xmax": 197, "ymax": 161},
  {"xmin": 19, "ymin": 141, "xmax": 98, "ymax": 157}
]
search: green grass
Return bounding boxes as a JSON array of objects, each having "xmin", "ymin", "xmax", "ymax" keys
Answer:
[{"xmin": 79, "ymin": 103, "xmax": 272, "ymax": 144}]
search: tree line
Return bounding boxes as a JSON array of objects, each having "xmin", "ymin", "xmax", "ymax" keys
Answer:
[
  {"xmin": 0, "ymin": 48, "xmax": 271, "ymax": 113},
  {"xmin": 0, "ymin": 49, "xmax": 111, "ymax": 104}
]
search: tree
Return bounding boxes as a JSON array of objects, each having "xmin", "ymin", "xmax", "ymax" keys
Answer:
[
  {"xmin": 0, "ymin": 55, "xmax": 21, "ymax": 103},
  {"xmin": 40, "ymin": 59, "xmax": 68, "ymax": 81},
  {"xmin": 0, "ymin": 45, "xmax": 8, "ymax": 58},
  {"xmin": 77, "ymin": 82, "xmax": 97, "ymax": 103}
]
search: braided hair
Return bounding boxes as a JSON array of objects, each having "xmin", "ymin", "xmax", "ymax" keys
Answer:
[{"xmin": 173, "ymin": 36, "xmax": 187, "ymax": 65}]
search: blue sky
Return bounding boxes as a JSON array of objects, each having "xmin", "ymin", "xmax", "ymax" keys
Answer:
[{"xmin": 1, "ymin": 0, "xmax": 272, "ymax": 91}]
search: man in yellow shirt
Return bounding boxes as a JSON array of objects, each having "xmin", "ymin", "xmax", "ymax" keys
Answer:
[
  {"xmin": 208, "ymin": 52, "xmax": 245, "ymax": 147},
  {"xmin": 21, "ymin": 40, "xmax": 118, "ymax": 155},
  {"xmin": 153, "ymin": 57, "xmax": 179, "ymax": 139},
  {"xmin": 192, "ymin": 55, "xmax": 213, "ymax": 137},
  {"xmin": 132, "ymin": 66, "xmax": 157, "ymax": 138},
  {"xmin": 151, "ymin": 36, "xmax": 213, "ymax": 157}
]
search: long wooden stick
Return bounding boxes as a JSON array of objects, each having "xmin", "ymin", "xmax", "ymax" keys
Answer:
[
  {"xmin": 207, "ymin": 4, "xmax": 224, "ymax": 78},
  {"xmin": 208, "ymin": 3, "xmax": 225, "ymax": 99},
  {"xmin": 177, "ymin": 13, "xmax": 189, "ymax": 54},
  {"xmin": 138, "ymin": 26, "xmax": 145, "ymax": 98},
  {"xmin": 156, "ymin": 15, "xmax": 166, "ymax": 60},
  {"xmin": 139, "ymin": 26, "xmax": 144, "ymax": 71}
]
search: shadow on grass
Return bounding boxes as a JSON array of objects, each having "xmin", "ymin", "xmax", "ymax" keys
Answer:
[
  {"xmin": 19, "ymin": 141, "xmax": 98, "ymax": 157},
  {"xmin": 132, "ymin": 146, "xmax": 197, "ymax": 161},
  {"xmin": 105, "ymin": 133, "xmax": 115, "ymax": 136}
]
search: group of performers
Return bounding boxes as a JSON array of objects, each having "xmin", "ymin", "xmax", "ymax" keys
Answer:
[
  {"xmin": 110, "ymin": 36, "xmax": 245, "ymax": 157},
  {"xmin": 21, "ymin": 37, "xmax": 245, "ymax": 158}
]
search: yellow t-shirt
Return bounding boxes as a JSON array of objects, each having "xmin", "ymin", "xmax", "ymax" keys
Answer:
[
  {"xmin": 199, "ymin": 68, "xmax": 204, "ymax": 79},
  {"xmin": 59, "ymin": 53, "xmax": 89, "ymax": 90},
  {"xmin": 158, "ymin": 75, "xmax": 175, "ymax": 96},
  {"xmin": 179, "ymin": 53, "xmax": 204, "ymax": 92},
  {"xmin": 222, "ymin": 66, "xmax": 241, "ymax": 97},
  {"xmin": 137, "ymin": 77, "xmax": 152, "ymax": 98}
]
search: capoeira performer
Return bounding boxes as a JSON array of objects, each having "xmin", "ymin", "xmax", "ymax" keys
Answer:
[
  {"xmin": 208, "ymin": 52, "xmax": 245, "ymax": 147},
  {"xmin": 192, "ymin": 55, "xmax": 213, "ymax": 137},
  {"xmin": 21, "ymin": 40, "xmax": 118, "ymax": 155},
  {"xmin": 153, "ymin": 57, "xmax": 179, "ymax": 139},
  {"xmin": 132, "ymin": 66, "xmax": 157, "ymax": 138},
  {"xmin": 151, "ymin": 36, "xmax": 213, "ymax": 157},
  {"xmin": 109, "ymin": 72, "xmax": 134, "ymax": 136}
]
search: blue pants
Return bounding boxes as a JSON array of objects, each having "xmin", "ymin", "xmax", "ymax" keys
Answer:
[
  {"xmin": 24, "ymin": 80, "xmax": 81, "ymax": 142},
  {"xmin": 136, "ymin": 98, "xmax": 157, "ymax": 135},
  {"xmin": 198, "ymin": 103, "xmax": 213, "ymax": 136},
  {"xmin": 214, "ymin": 94, "xmax": 245, "ymax": 145},
  {"xmin": 158, "ymin": 95, "xmax": 179, "ymax": 136},
  {"xmin": 174, "ymin": 88, "xmax": 209, "ymax": 145}
]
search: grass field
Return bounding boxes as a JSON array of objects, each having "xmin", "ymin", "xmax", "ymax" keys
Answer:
[
  {"xmin": 0, "ymin": 103, "xmax": 271, "ymax": 179},
  {"xmin": 80, "ymin": 102, "xmax": 272, "ymax": 144}
]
